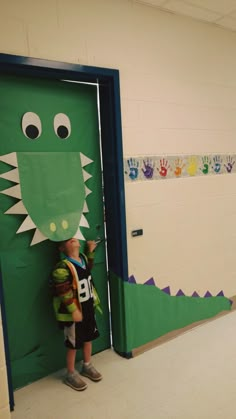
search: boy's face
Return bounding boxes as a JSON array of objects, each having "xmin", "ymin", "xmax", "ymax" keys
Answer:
[{"xmin": 59, "ymin": 238, "xmax": 80, "ymax": 254}]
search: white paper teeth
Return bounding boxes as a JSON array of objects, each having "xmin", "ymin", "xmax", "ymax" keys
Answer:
[
  {"xmin": 0, "ymin": 152, "xmax": 18, "ymax": 167},
  {"xmin": 0, "ymin": 168, "xmax": 19, "ymax": 183}
]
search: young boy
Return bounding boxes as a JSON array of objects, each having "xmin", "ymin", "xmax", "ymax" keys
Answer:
[{"xmin": 51, "ymin": 237, "xmax": 102, "ymax": 391}]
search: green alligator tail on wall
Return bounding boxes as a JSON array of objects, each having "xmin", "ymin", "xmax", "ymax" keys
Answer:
[{"xmin": 109, "ymin": 272, "xmax": 231, "ymax": 355}]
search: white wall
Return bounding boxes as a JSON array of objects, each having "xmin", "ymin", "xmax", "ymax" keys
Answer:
[
  {"xmin": 0, "ymin": 310, "xmax": 10, "ymax": 419},
  {"xmin": 1, "ymin": 0, "xmax": 236, "ymax": 401}
]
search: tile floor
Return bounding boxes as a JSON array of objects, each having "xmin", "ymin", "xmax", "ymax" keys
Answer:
[{"xmin": 11, "ymin": 310, "xmax": 236, "ymax": 419}]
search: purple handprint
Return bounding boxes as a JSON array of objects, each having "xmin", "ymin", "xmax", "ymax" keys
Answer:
[
  {"xmin": 224, "ymin": 156, "xmax": 235, "ymax": 173},
  {"xmin": 142, "ymin": 159, "xmax": 154, "ymax": 179}
]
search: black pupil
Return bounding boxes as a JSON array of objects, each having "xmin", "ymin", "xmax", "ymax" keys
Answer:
[
  {"xmin": 57, "ymin": 125, "xmax": 69, "ymax": 139},
  {"xmin": 26, "ymin": 125, "xmax": 39, "ymax": 140}
]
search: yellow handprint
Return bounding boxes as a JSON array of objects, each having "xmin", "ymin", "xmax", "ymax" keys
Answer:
[{"xmin": 186, "ymin": 156, "xmax": 198, "ymax": 176}]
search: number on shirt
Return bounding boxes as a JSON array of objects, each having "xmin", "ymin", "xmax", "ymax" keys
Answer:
[{"xmin": 79, "ymin": 275, "xmax": 93, "ymax": 302}]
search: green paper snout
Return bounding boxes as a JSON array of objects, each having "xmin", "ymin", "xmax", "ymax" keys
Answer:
[{"xmin": 17, "ymin": 152, "xmax": 86, "ymax": 241}]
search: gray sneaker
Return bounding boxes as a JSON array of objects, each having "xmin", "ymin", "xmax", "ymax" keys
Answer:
[
  {"xmin": 81, "ymin": 363, "xmax": 102, "ymax": 382},
  {"xmin": 64, "ymin": 371, "xmax": 87, "ymax": 391}
]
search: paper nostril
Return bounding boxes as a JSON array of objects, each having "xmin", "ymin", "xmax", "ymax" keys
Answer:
[
  {"xmin": 62, "ymin": 220, "xmax": 69, "ymax": 230},
  {"xmin": 50, "ymin": 222, "xmax": 57, "ymax": 232}
]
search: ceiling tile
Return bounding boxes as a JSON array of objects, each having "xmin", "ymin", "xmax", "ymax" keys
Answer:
[
  {"xmin": 185, "ymin": 0, "xmax": 236, "ymax": 15},
  {"xmin": 163, "ymin": 0, "xmax": 221, "ymax": 22},
  {"xmin": 134, "ymin": 0, "xmax": 236, "ymax": 32},
  {"xmin": 228, "ymin": 10, "xmax": 236, "ymax": 19},
  {"xmin": 134, "ymin": 0, "xmax": 168, "ymax": 6},
  {"xmin": 216, "ymin": 16, "xmax": 236, "ymax": 30}
]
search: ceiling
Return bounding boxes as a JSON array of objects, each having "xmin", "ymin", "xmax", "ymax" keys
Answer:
[{"xmin": 134, "ymin": 0, "xmax": 236, "ymax": 32}]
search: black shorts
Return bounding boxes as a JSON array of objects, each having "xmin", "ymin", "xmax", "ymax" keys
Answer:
[{"xmin": 63, "ymin": 300, "xmax": 99, "ymax": 349}]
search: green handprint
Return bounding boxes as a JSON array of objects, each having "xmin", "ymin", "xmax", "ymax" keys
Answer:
[{"xmin": 200, "ymin": 156, "xmax": 211, "ymax": 175}]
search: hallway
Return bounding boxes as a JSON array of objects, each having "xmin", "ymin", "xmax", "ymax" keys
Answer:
[{"xmin": 11, "ymin": 310, "xmax": 236, "ymax": 419}]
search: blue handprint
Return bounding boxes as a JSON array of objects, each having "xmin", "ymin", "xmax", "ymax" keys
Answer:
[
  {"xmin": 224, "ymin": 156, "xmax": 235, "ymax": 173},
  {"xmin": 126, "ymin": 158, "xmax": 139, "ymax": 180},
  {"xmin": 212, "ymin": 155, "xmax": 222, "ymax": 173},
  {"xmin": 142, "ymin": 159, "xmax": 154, "ymax": 179}
]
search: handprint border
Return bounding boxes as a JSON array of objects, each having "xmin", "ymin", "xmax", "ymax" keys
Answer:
[{"xmin": 124, "ymin": 154, "xmax": 236, "ymax": 182}]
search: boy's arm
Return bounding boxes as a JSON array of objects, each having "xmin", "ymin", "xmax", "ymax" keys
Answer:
[
  {"xmin": 86, "ymin": 240, "xmax": 97, "ymax": 271},
  {"xmin": 52, "ymin": 261, "xmax": 78, "ymax": 315}
]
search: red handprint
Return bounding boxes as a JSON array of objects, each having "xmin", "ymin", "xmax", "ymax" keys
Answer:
[{"xmin": 158, "ymin": 158, "xmax": 170, "ymax": 177}]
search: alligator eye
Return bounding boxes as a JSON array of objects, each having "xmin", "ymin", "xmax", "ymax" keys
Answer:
[
  {"xmin": 54, "ymin": 113, "xmax": 71, "ymax": 139},
  {"xmin": 22, "ymin": 112, "xmax": 42, "ymax": 140}
]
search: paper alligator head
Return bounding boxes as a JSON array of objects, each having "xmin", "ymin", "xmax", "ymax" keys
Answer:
[{"xmin": 0, "ymin": 112, "xmax": 93, "ymax": 246}]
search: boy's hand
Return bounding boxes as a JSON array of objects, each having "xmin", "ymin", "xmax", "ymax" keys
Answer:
[
  {"xmin": 72, "ymin": 309, "xmax": 83, "ymax": 322},
  {"xmin": 87, "ymin": 240, "xmax": 97, "ymax": 253}
]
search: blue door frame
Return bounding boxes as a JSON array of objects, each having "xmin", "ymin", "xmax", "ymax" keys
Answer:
[{"xmin": 0, "ymin": 53, "xmax": 128, "ymax": 411}]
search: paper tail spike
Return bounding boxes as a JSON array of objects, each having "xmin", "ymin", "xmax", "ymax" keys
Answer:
[
  {"xmin": 144, "ymin": 278, "xmax": 156, "ymax": 286},
  {"xmin": 176, "ymin": 289, "xmax": 185, "ymax": 296},
  {"xmin": 162, "ymin": 286, "xmax": 171, "ymax": 295},
  {"xmin": 128, "ymin": 275, "xmax": 136, "ymax": 284}
]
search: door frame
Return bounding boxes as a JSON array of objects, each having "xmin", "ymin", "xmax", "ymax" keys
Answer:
[{"xmin": 0, "ymin": 53, "xmax": 128, "ymax": 410}]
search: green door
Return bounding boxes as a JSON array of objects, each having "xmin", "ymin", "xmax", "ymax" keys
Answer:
[{"xmin": 0, "ymin": 74, "xmax": 110, "ymax": 389}]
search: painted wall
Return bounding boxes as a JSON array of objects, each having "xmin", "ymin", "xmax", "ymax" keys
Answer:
[
  {"xmin": 0, "ymin": 310, "xmax": 11, "ymax": 418},
  {"xmin": 0, "ymin": 0, "xmax": 236, "ymax": 373}
]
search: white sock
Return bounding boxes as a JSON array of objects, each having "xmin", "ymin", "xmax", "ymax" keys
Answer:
[{"xmin": 84, "ymin": 362, "xmax": 90, "ymax": 367}]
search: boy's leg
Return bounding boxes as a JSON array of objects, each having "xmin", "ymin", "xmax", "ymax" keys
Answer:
[
  {"xmin": 83, "ymin": 341, "xmax": 92, "ymax": 363},
  {"xmin": 81, "ymin": 341, "xmax": 102, "ymax": 382},
  {"xmin": 67, "ymin": 348, "xmax": 77, "ymax": 373},
  {"xmin": 64, "ymin": 348, "xmax": 87, "ymax": 391}
]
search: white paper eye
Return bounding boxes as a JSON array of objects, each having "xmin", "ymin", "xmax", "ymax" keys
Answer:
[
  {"xmin": 54, "ymin": 113, "xmax": 71, "ymax": 139},
  {"xmin": 22, "ymin": 112, "xmax": 42, "ymax": 140}
]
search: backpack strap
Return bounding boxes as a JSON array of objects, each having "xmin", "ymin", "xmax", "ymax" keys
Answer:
[
  {"xmin": 63, "ymin": 259, "xmax": 82, "ymax": 313},
  {"xmin": 63, "ymin": 257, "xmax": 103, "ymax": 315}
]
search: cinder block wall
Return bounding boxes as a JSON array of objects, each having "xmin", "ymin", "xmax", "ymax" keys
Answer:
[{"xmin": 1, "ymin": 0, "xmax": 236, "ymax": 409}]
